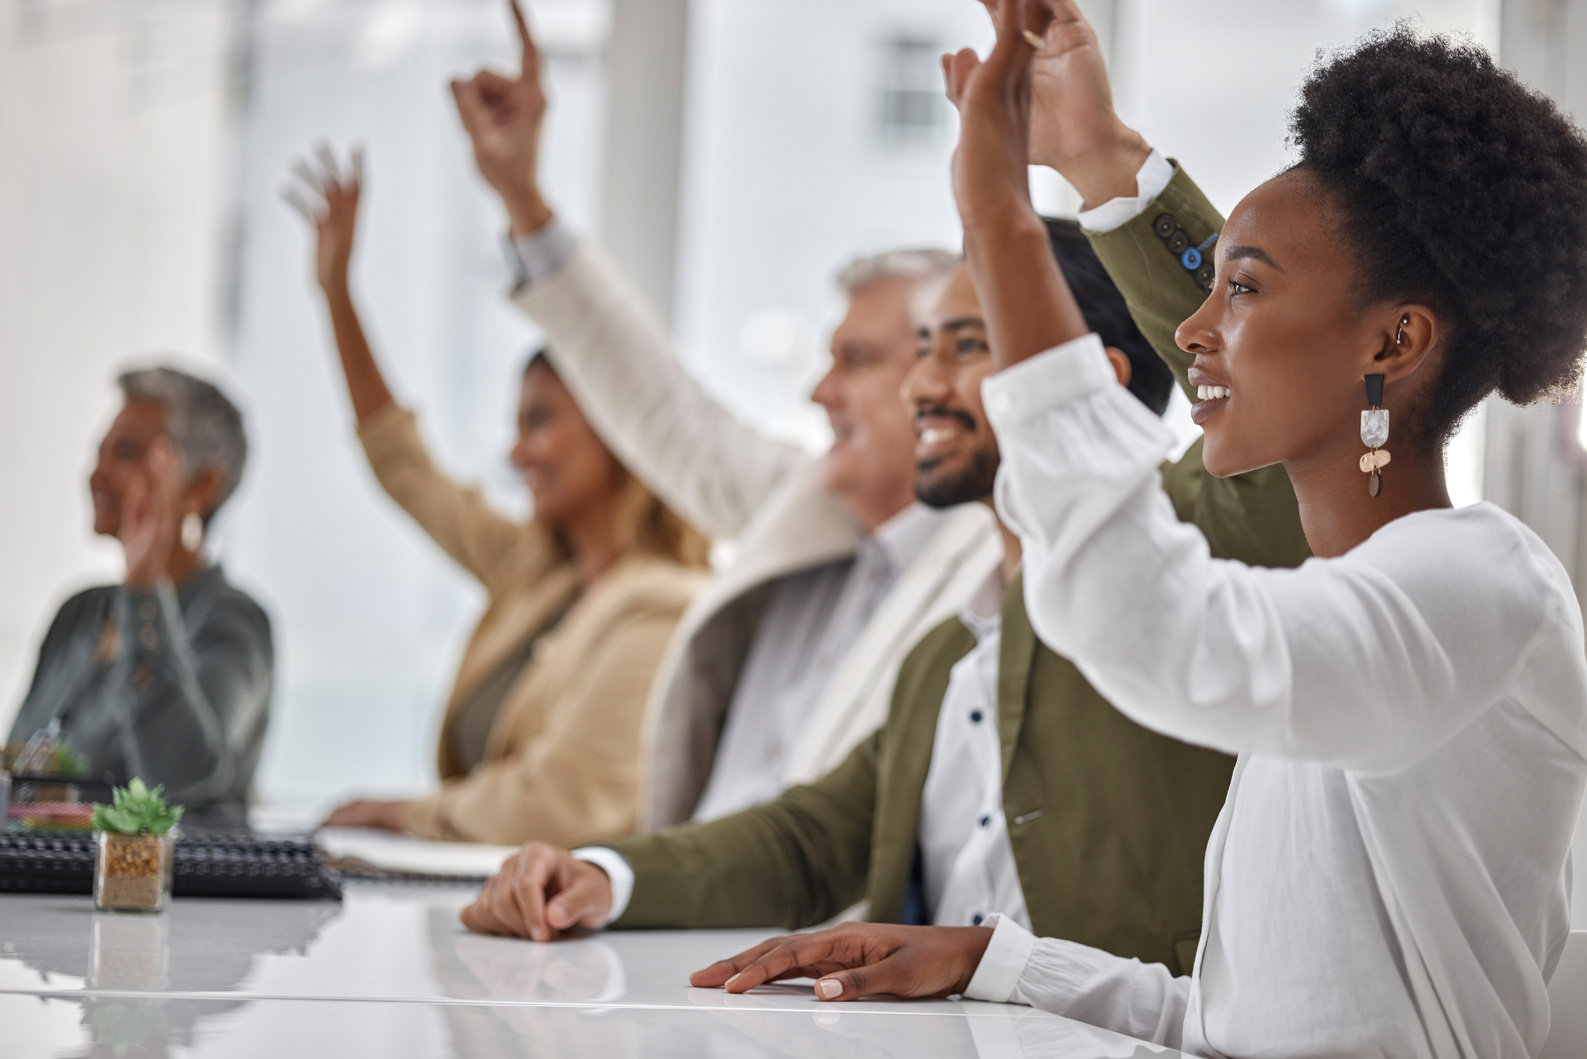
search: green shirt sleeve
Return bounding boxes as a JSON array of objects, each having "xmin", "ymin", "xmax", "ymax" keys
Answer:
[
  {"xmin": 1087, "ymin": 163, "xmax": 1311, "ymax": 570},
  {"xmin": 608, "ymin": 728, "xmax": 880, "ymax": 929}
]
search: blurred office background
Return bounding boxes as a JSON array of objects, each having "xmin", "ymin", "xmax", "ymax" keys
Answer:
[{"xmin": 1, "ymin": 0, "xmax": 1583, "ymax": 853}]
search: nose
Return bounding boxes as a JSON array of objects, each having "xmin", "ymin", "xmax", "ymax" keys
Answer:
[
  {"xmin": 902, "ymin": 353, "xmax": 952, "ymax": 408},
  {"xmin": 810, "ymin": 364, "xmax": 840, "ymax": 410},
  {"xmin": 1175, "ymin": 301, "xmax": 1220, "ymax": 356}
]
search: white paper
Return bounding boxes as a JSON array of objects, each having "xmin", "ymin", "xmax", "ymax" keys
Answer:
[{"xmin": 315, "ymin": 827, "xmax": 516, "ymax": 878}]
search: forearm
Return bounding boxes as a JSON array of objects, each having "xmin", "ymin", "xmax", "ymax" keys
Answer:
[
  {"xmin": 963, "ymin": 212, "xmax": 1090, "ymax": 374},
  {"xmin": 515, "ymin": 242, "xmax": 806, "ymax": 538},
  {"xmin": 320, "ymin": 282, "xmax": 395, "ymax": 424},
  {"xmin": 612, "ymin": 740, "xmax": 879, "ymax": 930}
]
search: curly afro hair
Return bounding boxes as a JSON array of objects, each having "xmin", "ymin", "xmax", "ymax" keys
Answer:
[{"xmin": 1291, "ymin": 25, "xmax": 1587, "ymax": 447}]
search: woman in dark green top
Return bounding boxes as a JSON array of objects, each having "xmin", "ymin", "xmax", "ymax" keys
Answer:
[{"xmin": 8, "ymin": 368, "xmax": 272, "ymax": 816}]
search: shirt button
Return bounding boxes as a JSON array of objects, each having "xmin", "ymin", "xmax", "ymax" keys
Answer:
[
  {"xmin": 139, "ymin": 627, "xmax": 158, "ymax": 649},
  {"xmin": 138, "ymin": 602, "xmax": 156, "ymax": 621},
  {"xmin": 1152, "ymin": 214, "xmax": 1177, "ymax": 239},
  {"xmin": 978, "ymin": 815, "xmax": 991, "ymax": 828},
  {"xmin": 972, "ymin": 913, "xmax": 985, "ymax": 926},
  {"xmin": 969, "ymin": 709, "xmax": 983, "ymax": 724}
]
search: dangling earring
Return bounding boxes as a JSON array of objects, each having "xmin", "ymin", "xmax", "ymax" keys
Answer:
[
  {"xmin": 180, "ymin": 511, "xmax": 204, "ymax": 553},
  {"xmin": 1360, "ymin": 374, "xmax": 1389, "ymax": 497}
]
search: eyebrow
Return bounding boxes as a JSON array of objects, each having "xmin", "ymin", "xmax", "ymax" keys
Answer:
[
  {"xmin": 1221, "ymin": 244, "xmax": 1283, "ymax": 271},
  {"xmin": 937, "ymin": 316, "xmax": 986, "ymax": 331}
]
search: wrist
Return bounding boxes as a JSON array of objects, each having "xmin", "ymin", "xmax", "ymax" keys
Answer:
[
  {"xmin": 502, "ymin": 188, "xmax": 554, "ymax": 238},
  {"xmin": 952, "ymin": 926, "xmax": 997, "ymax": 994},
  {"xmin": 1050, "ymin": 126, "xmax": 1152, "ymax": 209}
]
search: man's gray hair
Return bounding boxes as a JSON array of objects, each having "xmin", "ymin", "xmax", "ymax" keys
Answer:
[
  {"xmin": 117, "ymin": 366, "xmax": 249, "ymax": 517},
  {"xmin": 835, "ymin": 248, "xmax": 961, "ymax": 325}
]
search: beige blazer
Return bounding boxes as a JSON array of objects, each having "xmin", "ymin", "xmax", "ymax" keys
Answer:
[
  {"xmin": 357, "ymin": 406, "xmax": 706, "ymax": 846},
  {"xmin": 513, "ymin": 241, "xmax": 1003, "ymax": 831}
]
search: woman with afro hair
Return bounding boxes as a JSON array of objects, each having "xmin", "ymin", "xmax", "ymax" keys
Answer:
[{"xmin": 686, "ymin": 2, "xmax": 1587, "ymax": 1056}]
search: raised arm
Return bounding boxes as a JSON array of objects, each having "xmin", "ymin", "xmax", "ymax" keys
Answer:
[
  {"xmin": 286, "ymin": 148, "xmax": 539, "ymax": 591},
  {"xmin": 451, "ymin": 1, "xmax": 804, "ymax": 540}
]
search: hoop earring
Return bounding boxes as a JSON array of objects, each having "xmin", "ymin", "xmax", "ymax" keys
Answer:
[
  {"xmin": 180, "ymin": 512, "xmax": 204, "ymax": 553},
  {"xmin": 1360, "ymin": 374, "xmax": 1390, "ymax": 497}
]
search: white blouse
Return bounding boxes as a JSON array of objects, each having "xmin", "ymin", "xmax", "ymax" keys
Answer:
[{"xmin": 966, "ymin": 335, "xmax": 1587, "ymax": 1058}]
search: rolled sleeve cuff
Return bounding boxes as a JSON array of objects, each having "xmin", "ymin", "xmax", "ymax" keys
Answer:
[
  {"xmin": 982, "ymin": 333, "xmax": 1115, "ymax": 430},
  {"xmin": 1076, "ymin": 149, "xmax": 1174, "ymax": 234},
  {"xmin": 572, "ymin": 846, "xmax": 634, "ymax": 927},
  {"xmin": 507, "ymin": 217, "xmax": 578, "ymax": 290},
  {"xmin": 963, "ymin": 913, "xmax": 1037, "ymax": 1003}
]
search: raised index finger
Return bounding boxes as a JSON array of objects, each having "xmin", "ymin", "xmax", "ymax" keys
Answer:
[{"xmin": 508, "ymin": 0, "xmax": 538, "ymax": 76}]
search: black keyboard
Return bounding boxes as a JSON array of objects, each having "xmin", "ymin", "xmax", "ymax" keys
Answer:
[{"xmin": 0, "ymin": 832, "xmax": 342, "ymax": 900}]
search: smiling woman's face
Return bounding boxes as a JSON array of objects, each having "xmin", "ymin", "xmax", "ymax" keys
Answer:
[{"xmin": 1176, "ymin": 169, "xmax": 1403, "ymax": 479}]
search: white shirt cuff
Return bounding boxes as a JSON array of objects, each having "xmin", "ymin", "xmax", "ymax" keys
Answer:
[
  {"xmin": 570, "ymin": 846, "xmax": 634, "ymax": 927},
  {"xmin": 963, "ymin": 913, "xmax": 1038, "ymax": 1002},
  {"xmin": 506, "ymin": 216, "xmax": 577, "ymax": 289},
  {"xmin": 981, "ymin": 333, "xmax": 1114, "ymax": 429},
  {"xmin": 1076, "ymin": 149, "xmax": 1173, "ymax": 234}
]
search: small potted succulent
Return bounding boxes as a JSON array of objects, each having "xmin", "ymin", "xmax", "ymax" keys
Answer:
[{"xmin": 91, "ymin": 779, "xmax": 182, "ymax": 913}]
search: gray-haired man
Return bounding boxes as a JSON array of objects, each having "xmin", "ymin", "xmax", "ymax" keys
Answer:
[{"xmin": 450, "ymin": 5, "xmax": 1002, "ymax": 844}]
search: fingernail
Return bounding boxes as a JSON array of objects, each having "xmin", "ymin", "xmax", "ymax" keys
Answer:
[
  {"xmin": 724, "ymin": 973, "xmax": 740, "ymax": 989},
  {"xmin": 547, "ymin": 903, "xmax": 566, "ymax": 926},
  {"xmin": 817, "ymin": 978, "xmax": 842, "ymax": 1000}
]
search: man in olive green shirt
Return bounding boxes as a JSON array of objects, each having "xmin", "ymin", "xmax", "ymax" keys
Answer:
[{"xmin": 461, "ymin": 184, "xmax": 1311, "ymax": 977}]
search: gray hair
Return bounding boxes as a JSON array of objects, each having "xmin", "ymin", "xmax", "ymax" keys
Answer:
[
  {"xmin": 117, "ymin": 366, "xmax": 249, "ymax": 517},
  {"xmin": 835, "ymin": 247, "xmax": 961, "ymax": 325}
]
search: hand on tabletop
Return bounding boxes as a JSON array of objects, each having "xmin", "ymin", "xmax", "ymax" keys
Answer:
[
  {"xmin": 120, "ymin": 437, "xmax": 184, "ymax": 591},
  {"xmin": 460, "ymin": 841, "xmax": 613, "ymax": 942},
  {"xmin": 451, "ymin": 0, "xmax": 553, "ymax": 236},
  {"xmin": 690, "ymin": 923, "xmax": 994, "ymax": 1002},
  {"xmin": 323, "ymin": 798, "xmax": 409, "ymax": 832},
  {"xmin": 282, "ymin": 144, "xmax": 364, "ymax": 295},
  {"xmin": 1024, "ymin": 0, "xmax": 1150, "ymax": 206}
]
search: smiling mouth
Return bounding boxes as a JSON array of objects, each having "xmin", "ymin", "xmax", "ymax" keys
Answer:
[{"xmin": 1190, "ymin": 384, "xmax": 1231, "ymax": 426}]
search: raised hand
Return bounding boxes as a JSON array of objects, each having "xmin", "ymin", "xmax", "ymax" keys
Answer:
[
  {"xmin": 1026, "ymin": 0, "xmax": 1150, "ymax": 206},
  {"xmin": 459, "ymin": 842, "xmax": 613, "ymax": 942},
  {"xmin": 120, "ymin": 437, "xmax": 184, "ymax": 590},
  {"xmin": 282, "ymin": 144, "xmax": 364, "ymax": 295},
  {"xmin": 942, "ymin": 0, "xmax": 1089, "ymax": 372},
  {"xmin": 689, "ymin": 923, "xmax": 993, "ymax": 1002},
  {"xmin": 451, "ymin": 0, "xmax": 552, "ymax": 235}
]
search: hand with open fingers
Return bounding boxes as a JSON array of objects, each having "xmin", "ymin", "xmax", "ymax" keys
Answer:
[
  {"xmin": 281, "ymin": 143, "xmax": 365, "ymax": 294},
  {"xmin": 689, "ymin": 923, "xmax": 994, "ymax": 1003},
  {"xmin": 1025, "ymin": 0, "xmax": 1150, "ymax": 205},
  {"xmin": 120, "ymin": 436, "xmax": 184, "ymax": 590},
  {"xmin": 459, "ymin": 842, "xmax": 614, "ymax": 942},
  {"xmin": 450, "ymin": 0, "xmax": 552, "ymax": 235},
  {"xmin": 942, "ymin": 0, "xmax": 1055, "ymax": 233}
]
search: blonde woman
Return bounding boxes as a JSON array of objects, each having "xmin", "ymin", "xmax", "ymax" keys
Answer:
[{"xmin": 287, "ymin": 150, "xmax": 709, "ymax": 847}]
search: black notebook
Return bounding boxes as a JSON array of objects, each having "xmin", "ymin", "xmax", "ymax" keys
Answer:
[{"xmin": 0, "ymin": 831, "xmax": 342, "ymax": 900}]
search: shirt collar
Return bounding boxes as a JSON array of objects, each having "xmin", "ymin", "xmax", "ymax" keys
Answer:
[
  {"xmin": 865, "ymin": 502, "xmax": 949, "ymax": 576},
  {"xmin": 959, "ymin": 565, "xmax": 1009, "ymax": 641}
]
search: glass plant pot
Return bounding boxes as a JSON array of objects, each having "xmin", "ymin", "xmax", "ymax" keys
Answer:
[{"xmin": 93, "ymin": 831, "xmax": 175, "ymax": 913}]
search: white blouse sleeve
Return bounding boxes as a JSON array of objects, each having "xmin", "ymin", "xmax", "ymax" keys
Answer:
[
  {"xmin": 964, "ymin": 915, "xmax": 1191, "ymax": 1048},
  {"xmin": 984, "ymin": 336, "xmax": 1571, "ymax": 775}
]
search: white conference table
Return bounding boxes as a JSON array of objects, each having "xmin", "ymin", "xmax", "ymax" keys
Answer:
[{"xmin": 0, "ymin": 882, "xmax": 1181, "ymax": 1058}]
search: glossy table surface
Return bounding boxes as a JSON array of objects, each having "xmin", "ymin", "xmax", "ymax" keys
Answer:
[{"xmin": 0, "ymin": 883, "xmax": 1181, "ymax": 1058}]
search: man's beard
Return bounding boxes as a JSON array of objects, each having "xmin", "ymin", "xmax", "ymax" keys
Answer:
[{"xmin": 916, "ymin": 444, "xmax": 1000, "ymax": 508}]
